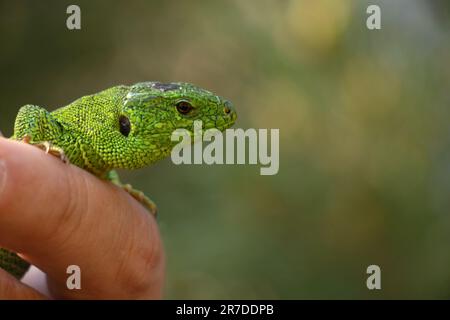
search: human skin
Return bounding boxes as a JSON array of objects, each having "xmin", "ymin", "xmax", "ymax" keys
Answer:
[{"xmin": 0, "ymin": 138, "xmax": 165, "ymax": 299}]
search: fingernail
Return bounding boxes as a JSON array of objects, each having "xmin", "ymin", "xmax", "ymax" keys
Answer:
[{"xmin": 0, "ymin": 160, "xmax": 6, "ymax": 196}]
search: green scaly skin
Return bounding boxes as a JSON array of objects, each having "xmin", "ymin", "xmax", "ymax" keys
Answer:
[{"xmin": 0, "ymin": 82, "xmax": 237, "ymax": 279}]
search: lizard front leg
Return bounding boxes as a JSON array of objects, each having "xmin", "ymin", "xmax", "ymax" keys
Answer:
[
  {"xmin": 12, "ymin": 105, "xmax": 68, "ymax": 163},
  {"xmin": 106, "ymin": 170, "xmax": 158, "ymax": 217}
]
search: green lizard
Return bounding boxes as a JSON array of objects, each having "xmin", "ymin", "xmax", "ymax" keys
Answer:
[{"xmin": 0, "ymin": 81, "xmax": 237, "ymax": 279}]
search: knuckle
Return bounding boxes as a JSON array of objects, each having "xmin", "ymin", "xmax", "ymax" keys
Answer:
[{"xmin": 115, "ymin": 215, "xmax": 164, "ymax": 297}]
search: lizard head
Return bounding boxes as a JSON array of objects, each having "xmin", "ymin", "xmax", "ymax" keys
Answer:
[{"xmin": 116, "ymin": 81, "xmax": 237, "ymax": 168}]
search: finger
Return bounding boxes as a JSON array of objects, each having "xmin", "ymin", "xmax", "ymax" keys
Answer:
[
  {"xmin": 0, "ymin": 268, "xmax": 46, "ymax": 299},
  {"xmin": 0, "ymin": 138, "xmax": 164, "ymax": 299}
]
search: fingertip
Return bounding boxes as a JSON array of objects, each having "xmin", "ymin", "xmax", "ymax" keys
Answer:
[
  {"xmin": 21, "ymin": 265, "xmax": 51, "ymax": 297},
  {"xmin": 0, "ymin": 267, "xmax": 46, "ymax": 299}
]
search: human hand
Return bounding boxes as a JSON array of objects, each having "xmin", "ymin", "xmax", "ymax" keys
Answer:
[{"xmin": 0, "ymin": 138, "xmax": 165, "ymax": 299}]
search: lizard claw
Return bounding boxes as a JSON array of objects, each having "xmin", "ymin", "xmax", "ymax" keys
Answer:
[
  {"xmin": 21, "ymin": 135, "xmax": 69, "ymax": 164},
  {"xmin": 106, "ymin": 171, "xmax": 158, "ymax": 218},
  {"xmin": 21, "ymin": 134, "xmax": 32, "ymax": 144},
  {"xmin": 36, "ymin": 141, "xmax": 69, "ymax": 164},
  {"xmin": 123, "ymin": 184, "xmax": 158, "ymax": 217}
]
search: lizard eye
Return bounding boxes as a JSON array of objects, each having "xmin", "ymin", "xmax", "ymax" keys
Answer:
[
  {"xmin": 119, "ymin": 115, "xmax": 131, "ymax": 137},
  {"xmin": 176, "ymin": 101, "xmax": 193, "ymax": 115}
]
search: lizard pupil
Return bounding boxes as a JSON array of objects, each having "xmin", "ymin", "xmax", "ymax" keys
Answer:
[
  {"xmin": 176, "ymin": 101, "xmax": 193, "ymax": 115},
  {"xmin": 119, "ymin": 115, "xmax": 131, "ymax": 137}
]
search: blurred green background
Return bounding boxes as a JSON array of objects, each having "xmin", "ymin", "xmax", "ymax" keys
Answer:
[{"xmin": 1, "ymin": 0, "xmax": 449, "ymax": 299}]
